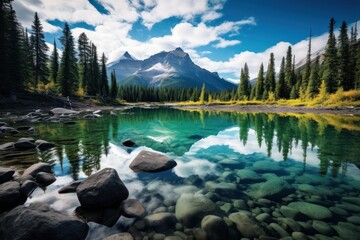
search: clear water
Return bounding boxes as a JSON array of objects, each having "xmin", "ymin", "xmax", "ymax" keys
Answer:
[{"xmin": 1, "ymin": 108, "xmax": 360, "ymax": 239}]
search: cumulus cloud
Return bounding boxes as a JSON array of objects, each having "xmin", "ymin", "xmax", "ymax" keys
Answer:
[{"xmin": 213, "ymin": 38, "xmax": 241, "ymax": 48}]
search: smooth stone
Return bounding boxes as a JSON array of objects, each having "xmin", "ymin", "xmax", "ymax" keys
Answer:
[
  {"xmin": 129, "ymin": 150, "xmax": 177, "ymax": 173},
  {"xmin": 152, "ymin": 233, "xmax": 166, "ymax": 240},
  {"xmin": 10, "ymin": 129, "xmax": 19, "ymax": 134},
  {"xmin": 347, "ymin": 216, "xmax": 360, "ymax": 225},
  {"xmin": 235, "ymin": 169, "xmax": 263, "ymax": 183},
  {"xmin": 22, "ymin": 162, "xmax": 52, "ymax": 178},
  {"xmin": 205, "ymin": 181, "xmax": 237, "ymax": 196},
  {"xmin": 288, "ymin": 202, "xmax": 332, "ymax": 220},
  {"xmin": 329, "ymin": 206, "xmax": 349, "ymax": 216},
  {"xmin": 18, "ymin": 137, "xmax": 35, "ymax": 142},
  {"xmin": 175, "ymin": 193, "xmax": 218, "ymax": 228},
  {"xmin": 76, "ymin": 168, "xmax": 129, "ymax": 207},
  {"xmin": 201, "ymin": 215, "xmax": 228, "ymax": 240},
  {"xmin": 219, "ymin": 203, "xmax": 232, "ymax": 213},
  {"xmin": 269, "ymin": 223, "xmax": 290, "ymax": 238},
  {"xmin": 248, "ymin": 178, "xmax": 294, "ymax": 201},
  {"xmin": 93, "ymin": 110, "xmax": 102, "ymax": 115},
  {"xmin": 229, "ymin": 211, "xmax": 265, "ymax": 238},
  {"xmin": 278, "ymin": 218, "xmax": 302, "ymax": 232},
  {"xmin": 280, "ymin": 205, "xmax": 300, "ymax": 219},
  {"xmin": 252, "ymin": 160, "xmax": 283, "ymax": 173},
  {"xmin": 0, "ymin": 142, "xmax": 14, "ymax": 150},
  {"xmin": 0, "ymin": 167, "xmax": 15, "ymax": 184},
  {"xmin": 292, "ymin": 232, "xmax": 308, "ymax": 240},
  {"xmin": 153, "ymin": 206, "xmax": 168, "ymax": 213},
  {"xmin": 120, "ymin": 199, "xmax": 145, "ymax": 218},
  {"xmin": 122, "ymin": 139, "xmax": 136, "ymax": 147},
  {"xmin": 17, "ymin": 126, "xmax": 32, "ymax": 131},
  {"xmin": 333, "ymin": 222, "xmax": 360, "ymax": 239},
  {"xmin": 0, "ymin": 181, "xmax": 20, "ymax": 206},
  {"xmin": 144, "ymin": 212, "xmax": 177, "ymax": 232},
  {"xmin": 19, "ymin": 180, "xmax": 38, "ymax": 197},
  {"xmin": 58, "ymin": 180, "xmax": 83, "ymax": 194},
  {"xmin": 312, "ymin": 220, "xmax": 333, "ymax": 235},
  {"xmin": 336, "ymin": 203, "xmax": 360, "ymax": 213},
  {"xmin": 164, "ymin": 236, "xmax": 182, "ymax": 240},
  {"xmin": 342, "ymin": 196, "xmax": 360, "ymax": 205},
  {"xmin": 103, "ymin": 232, "xmax": 134, "ymax": 240},
  {"xmin": 36, "ymin": 140, "xmax": 55, "ymax": 151},
  {"xmin": 36, "ymin": 172, "xmax": 56, "ymax": 186},
  {"xmin": 233, "ymin": 199, "xmax": 247, "ymax": 210},
  {"xmin": 14, "ymin": 141, "xmax": 37, "ymax": 150},
  {"xmin": 50, "ymin": 108, "xmax": 79, "ymax": 115},
  {"xmin": 75, "ymin": 205, "xmax": 122, "ymax": 227},
  {"xmin": 218, "ymin": 159, "xmax": 245, "ymax": 169},
  {"xmin": 0, "ymin": 203, "xmax": 88, "ymax": 240},
  {"xmin": 256, "ymin": 213, "xmax": 271, "ymax": 223}
]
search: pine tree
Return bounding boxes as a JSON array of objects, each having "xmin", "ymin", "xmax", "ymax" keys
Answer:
[
  {"xmin": 337, "ymin": 21, "xmax": 352, "ymax": 90},
  {"xmin": 307, "ymin": 56, "xmax": 320, "ymax": 98},
  {"xmin": 356, "ymin": 46, "xmax": 360, "ymax": 89},
  {"xmin": 322, "ymin": 17, "xmax": 337, "ymax": 93},
  {"xmin": 110, "ymin": 70, "xmax": 118, "ymax": 99},
  {"xmin": 30, "ymin": 12, "xmax": 49, "ymax": 88},
  {"xmin": 284, "ymin": 46, "xmax": 292, "ymax": 98},
  {"xmin": 50, "ymin": 39, "xmax": 59, "ymax": 83},
  {"xmin": 100, "ymin": 53, "xmax": 109, "ymax": 98},
  {"xmin": 302, "ymin": 30, "xmax": 312, "ymax": 89},
  {"xmin": 58, "ymin": 23, "xmax": 78, "ymax": 96},
  {"xmin": 199, "ymin": 83, "xmax": 205, "ymax": 104},
  {"xmin": 255, "ymin": 63, "xmax": 264, "ymax": 100},
  {"xmin": 275, "ymin": 57, "xmax": 286, "ymax": 99},
  {"xmin": 349, "ymin": 23, "xmax": 358, "ymax": 88},
  {"xmin": 88, "ymin": 43, "xmax": 100, "ymax": 95},
  {"xmin": 264, "ymin": 53, "xmax": 275, "ymax": 98},
  {"xmin": 23, "ymin": 28, "xmax": 34, "ymax": 87},
  {"xmin": 78, "ymin": 32, "xmax": 91, "ymax": 92},
  {"xmin": 238, "ymin": 63, "xmax": 250, "ymax": 100}
]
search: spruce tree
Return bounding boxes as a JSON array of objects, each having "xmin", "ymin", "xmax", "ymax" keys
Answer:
[
  {"xmin": 30, "ymin": 12, "xmax": 49, "ymax": 88},
  {"xmin": 255, "ymin": 63, "xmax": 264, "ymax": 100},
  {"xmin": 275, "ymin": 57, "xmax": 286, "ymax": 99},
  {"xmin": 238, "ymin": 63, "xmax": 250, "ymax": 99},
  {"xmin": 322, "ymin": 17, "xmax": 337, "ymax": 93},
  {"xmin": 100, "ymin": 53, "xmax": 109, "ymax": 98},
  {"xmin": 302, "ymin": 30, "xmax": 312, "ymax": 89},
  {"xmin": 23, "ymin": 28, "xmax": 34, "ymax": 87},
  {"xmin": 110, "ymin": 70, "xmax": 118, "ymax": 99},
  {"xmin": 356, "ymin": 46, "xmax": 360, "ymax": 89},
  {"xmin": 78, "ymin": 32, "xmax": 91, "ymax": 92},
  {"xmin": 88, "ymin": 43, "xmax": 100, "ymax": 95},
  {"xmin": 58, "ymin": 23, "xmax": 78, "ymax": 96},
  {"xmin": 264, "ymin": 52, "xmax": 276, "ymax": 98},
  {"xmin": 307, "ymin": 56, "xmax": 320, "ymax": 98},
  {"xmin": 50, "ymin": 40, "xmax": 59, "ymax": 83},
  {"xmin": 284, "ymin": 46, "xmax": 292, "ymax": 97},
  {"xmin": 337, "ymin": 21, "xmax": 351, "ymax": 90},
  {"xmin": 349, "ymin": 23, "xmax": 358, "ymax": 87}
]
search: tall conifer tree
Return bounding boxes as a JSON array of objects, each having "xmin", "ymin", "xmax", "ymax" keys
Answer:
[
  {"xmin": 322, "ymin": 17, "xmax": 337, "ymax": 93},
  {"xmin": 50, "ymin": 40, "xmax": 59, "ymax": 83},
  {"xmin": 275, "ymin": 57, "xmax": 286, "ymax": 99},
  {"xmin": 337, "ymin": 21, "xmax": 351, "ymax": 90},
  {"xmin": 78, "ymin": 32, "xmax": 91, "ymax": 92},
  {"xmin": 255, "ymin": 63, "xmax": 264, "ymax": 100},
  {"xmin": 264, "ymin": 53, "xmax": 276, "ymax": 98},
  {"xmin": 100, "ymin": 53, "xmax": 109, "ymax": 97}
]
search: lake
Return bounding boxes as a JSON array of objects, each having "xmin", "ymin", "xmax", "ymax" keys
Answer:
[{"xmin": 1, "ymin": 107, "xmax": 360, "ymax": 239}]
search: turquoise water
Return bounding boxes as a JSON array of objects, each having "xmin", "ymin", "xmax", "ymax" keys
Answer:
[{"xmin": 1, "ymin": 108, "xmax": 360, "ymax": 239}]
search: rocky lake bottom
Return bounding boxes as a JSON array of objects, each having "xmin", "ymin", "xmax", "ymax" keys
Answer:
[{"xmin": 0, "ymin": 107, "xmax": 360, "ymax": 240}]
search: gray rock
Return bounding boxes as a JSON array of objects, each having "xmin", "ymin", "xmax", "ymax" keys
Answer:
[
  {"xmin": 233, "ymin": 199, "xmax": 247, "ymax": 210},
  {"xmin": 278, "ymin": 217, "xmax": 302, "ymax": 232},
  {"xmin": 0, "ymin": 142, "xmax": 14, "ymax": 150},
  {"xmin": 18, "ymin": 137, "xmax": 35, "ymax": 142},
  {"xmin": 0, "ymin": 167, "xmax": 15, "ymax": 184},
  {"xmin": 235, "ymin": 169, "xmax": 263, "ymax": 183},
  {"xmin": 0, "ymin": 181, "xmax": 20, "ymax": 206},
  {"xmin": 255, "ymin": 213, "xmax": 272, "ymax": 223},
  {"xmin": 164, "ymin": 236, "xmax": 182, "ymax": 240},
  {"xmin": 288, "ymin": 202, "xmax": 332, "ymax": 220},
  {"xmin": 280, "ymin": 205, "xmax": 300, "ymax": 219},
  {"xmin": 144, "ymin": 212, "xmax": 177, "ymax": 232},
  {"xmin": 58, "ymin": 180, "xmax": 82, "ymax": 194},
  {"xmin": 122, "ymin": 139, "xmax": 136, "ymax": 147},
  {"xmin": 247, "ymin": 178, "xmax": 294, "ymax": 201},
  {"xmin": 120, "ymin": 199, "xmax": 145, "ymax": 218},
  {"xmin": 292, "ymin": 232, "xmax": 308, "ymax": 240},
  {"xmin": 19, "ymin": 180, "xmax": 38, "ymax": 197},
  {"xmin": 252, "ymin": 160, "xmax": 283, "ymax": 173},
  {"xmin": 269, "ymin": 222, "xmax": 290, "ymax": 238},
  {"xmin": 129, "ymin": 150, "xmax": 177, "ymax": 173},
  {"xmin": 0, "ymin": 203, "xmax": 88, "ymax": 240},
  {"xmin": 205, "ymin": 181, "xmax": 237, "ymax": 197},
  {"xmin": 175, "ymin": 193, "xmax": 218, "ymax": 227},
  {"xmin": 329, "ymin": 206, "xmax": 349, "ymax": 216},
  {"xmin": 333, "ymin": 222, "xmax": 360, "ymax": 239},
  {"xmin": 312, "ymin": 220, "xmax": 333, "ymax": 235},
  {"xmin": 201, "ymin": 215, "xmax": 228, "ymax": 240},
  {"xmin": 76, "ymin": 168, "xmax": 129, "ymax": 207},
  {"xmin": 75, "ymin": 205, "xmax": 121, "ymax": 227},
  {"xmin": 36, "ymin": 172, "xmax": 56, "ymax": 186},
  {"xmin": 22, "ymin": 162, "xmax": 52, "ymax": 178},
  {"xmin": 35, "ymin": 140, "xmax": 55, "ymax": 151},
  {"xmin": 229, "ymin": 211, "xmax": 265, "ymax": 238},
  {"xmin": 50, "ymin": 108, "xmax": 79, "ymax": 115},
  {"xmin": 14, "ymin": 141, "xmax": 37, "ymax": 150},
  {"xmin": 103, "ymin": 233, "xmax": 134, "ymax": 240}
]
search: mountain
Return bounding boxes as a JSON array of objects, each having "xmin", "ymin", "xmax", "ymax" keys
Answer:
[{"xmin": 107, "ymin": 48, "xmax": 236, "ymax": 91}]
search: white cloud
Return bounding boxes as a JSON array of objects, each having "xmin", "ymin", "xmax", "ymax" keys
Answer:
[{"xmin": 213, "ymin": 38, "xmax": 241, "ymax": 48}]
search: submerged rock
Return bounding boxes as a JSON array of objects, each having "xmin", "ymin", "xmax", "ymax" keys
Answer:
[
  {"xmin": 252, "ymin": 160, "xmax": 284, "ymax": 174},
  {"xmin": 0, "ymin": 181, "xmax": 20, "ymax": 207},
  {"xmin": 288, "ymin": 202, "xmax": 332, "ymax": 220},
  {"xmin": 0, "ymin": 203, "xmax": 88, "ymax": 240},
  {"xmin": 36, "ymin": 172, "xmax": 56, "ymax": 186},
  {"xmin": 235, "ymin": 169, "xmax": 263, "ymax": 183},
  {"xmin": 247, "ymin": 178, "xmax": 294, "ymax": 201},
  {"xmin": 14, "ymin": 141, "xmax": 37, "ymax": 150},
  {"xmin": 75, "ymin": 205, "xmax": 122, "ymax": 227},
  {"xmin": 35, "ymin": 140, "xmax": 55, "ymax": 151},
  {"xmin": 76, "ymin": 168, "xmax": 129, "ymax": 207},
  {"xmin": 0, "ymin": 142, "xmax": 14, "ymax": 151},
  {"xmin": 103, "ymin": 233, "xmax": 134, "ymax": 240},
  {"xmin": 0, "ymin": 167, "xmax": 15, "ymax": 184},
  {"xmin": 229, "ymin": 211, "xmax": 265, "ymax": 238},
  {"xmin": 22, "ymin": 162, "xmax": 53, "ymax": 178},
  {"xmin": 122, "ymin": 139, "xmax": 136, "ymax": 147},
  {"xmin": 120, "ymin": 199, "xmax": 146, "ymax": 218},
  {"xmin": 19, "ymin": 180, "xmax": 38, "ymax": 197},
  {"xmin": 50, "ymin": 108, "xmax": 79, "ymax": 115},
  {"xmin": 58, "ymin": 180, "xmax": 83, "ymax": 194},
  {"xmin": 175, "ymin": 193, "xmax": 218, "ymax": 227},
  {"xmin": 129, "ymin": 150, "xmax": 177, "ymax": 173},
  {"xmin": 201, "ymin": 215, "xmax": 228, "ymax": 240},
  {"xmin": 205, "ymin": 181, "xmax": 237, "ymax": 197},
  {"xmin": 144, "ymin": 212, "xmax": 177, "ymax": 233}
]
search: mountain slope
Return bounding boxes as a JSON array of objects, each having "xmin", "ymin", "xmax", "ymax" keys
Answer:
[{"xmin": 107, "ymin": 48, "xmax": 236, "ymax": 91}]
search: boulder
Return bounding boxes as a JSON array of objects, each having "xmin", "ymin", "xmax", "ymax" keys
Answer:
[
  {"xmin": 252, "ymin": 160, "xmax": 284, "ymax": 173},
  {"xmin": 18, "ymin": 137, "xmax": 35, "ymax": 142},
  {"xmin": 333, "ymin": 222, "xmax": 360, "ymax": 239},
  {"xmin": 205, "ymin": 181, "xmax": 237, "ymax": 197},
  {"xmin": 122, "ymin": 139, "xmax": 136, "ymax": 147},
  {"xmin": 129, "ymin": 150, "xmax": 177, "ymax": 173},
  {"xmin": 218, "ymin": 159, "xmax": 245, "ymax": 169},
  {"xmin": 229, "ymin": 211, "xmax": 265, "ymax": 238},
  {"xmin": 14, "ymin": 141, "xmax": 37, "ymax": 150},
  {"xmin": 58, "ymin": 180, "xmax": 82, "ymax": 194},
  {"xmin": 0, "ymin": 142, "xmax": 14, "ymax": 151},
  {"xmin": 144, "ymin": 212, "xmax": 177, "ymax": 232},
  {"xmin": 19, "ymin": 180, "xmax": 38, "ymax": 197},
  {"xmin": 0, "ymin": 203, "xmax": 88, "ymax": 240},
  {"xmin": 312, "ymin": 220, "xmax": 334, "ymax": 235},
  {"xmin": 36, "ymin": 172, "xmax": 56, "ymax": 186},
  {"xmin": 76, "ymin": 168, "xmax": 129, "ymax": 207},
  {"xmin": 103, "ymin": 233, "xmax": 134, "ymax": 240},
  {"xmin": 50, "ymin": 108, "xmax": 79, "ymax": 115},
  {"xmin": 75, "ymin": 205, "xmax": 122, "ymax": 227},
  {"xmin": 288, "ymin": 202, "xmax": 332, "ymax": 220},
  {"xmin": 0, "ymin": 167, "xmax": 15, "ymax": 184},
  {"xmin": 247, "ymin": 178, "xmax": 294, "ymax": 201},
  {"xmin": 0, "ymin": 181, "xmax": 20, "ymax": 206},
  {"xmin": 201, "ymin": 215, "xmax": 228, "ymax": 240},
  {"xmin": 235, "ymin": 169, "xmax": 263, "ymax": 183},
  {"xmin": 269, "ymin": 222, "xmax": 290, "ymax": 238},
  {"xmin": 35, "ymin": 140, "xmax": 55, "ymax": 151},
  {"xmin": 22, "ymin": 162, "xmax": 53, "ymax": 178},
  {"xmin": 120, "ymin": 199, "xmax": 145, "ymax": 218},
  {"xmin": 175, "ymin": 193, "xmax": 218, "ymax": 227}
]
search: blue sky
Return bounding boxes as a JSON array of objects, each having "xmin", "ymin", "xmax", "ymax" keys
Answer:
[{"xmin": 13, "ymin": 0, "xmax": 360, "ymax": 81}]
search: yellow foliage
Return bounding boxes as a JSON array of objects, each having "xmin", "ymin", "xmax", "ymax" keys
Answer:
[
  {"xmin": 76, "ymin": 87, "xmax": 85, "ymax": 97},
  {"xmin": 267, "ymin": 91, "xmax": 275, "ymax": 102}
]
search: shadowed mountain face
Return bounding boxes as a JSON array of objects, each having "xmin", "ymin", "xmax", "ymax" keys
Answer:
[{"xmin": 107, "ymin": 48, "xmax": 236, "ymax": 91}]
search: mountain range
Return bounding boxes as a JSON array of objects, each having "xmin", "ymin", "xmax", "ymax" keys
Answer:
[{"xmin": 106, "ymin": 48, "xmax": 236, "ymax": 91}]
